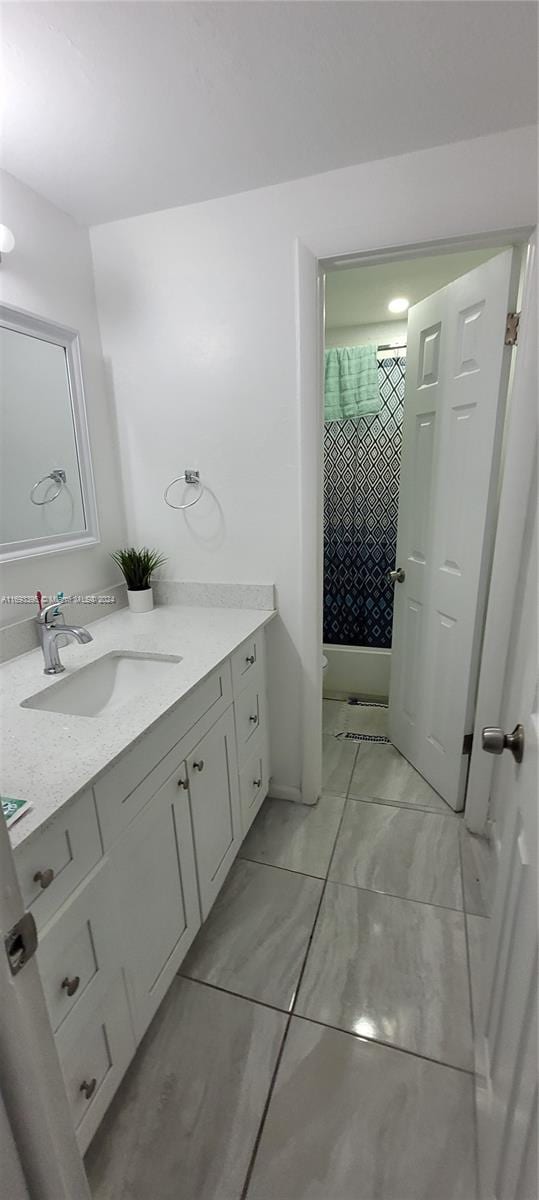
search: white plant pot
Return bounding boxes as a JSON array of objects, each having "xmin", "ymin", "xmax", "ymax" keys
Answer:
[{"xmin": 127, "ymin": 587, "xmax": 153, "ymax": 614}]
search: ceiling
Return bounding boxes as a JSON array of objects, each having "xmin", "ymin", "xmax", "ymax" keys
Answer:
[
  {"xmin": 1, "ymin": 1, "xmax": 536, "ymax": 227},
  {"xmin": 325, "ymin": 247, "xmax": 508, "ymax": 329}
]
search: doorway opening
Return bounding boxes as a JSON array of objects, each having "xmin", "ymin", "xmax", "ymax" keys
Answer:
[{"xmin": 321, "ymin": 242, "xmax": 520, "ymax": 815}]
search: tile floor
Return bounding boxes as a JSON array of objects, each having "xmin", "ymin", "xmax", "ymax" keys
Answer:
[{"xmin": 87, "ymin": 699, "xmax": 482, "ymax": 1200}]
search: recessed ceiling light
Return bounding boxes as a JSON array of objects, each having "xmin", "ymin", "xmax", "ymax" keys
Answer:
[
  {"xmin": 0, "ymin": 225, "xmax": 15, "ymax": 254},
  {"xmin": 388, "ymin": 296, "xmax": 409, "ymax": 314}
]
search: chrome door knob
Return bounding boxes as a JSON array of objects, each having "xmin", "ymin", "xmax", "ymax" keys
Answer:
[
  {"xmin": 481, "ymin": 724, "xmax": 524, "ymax": 764},
  {"xmin": 389, "ymin": 568, "xmax": 406, "ymax": 584}
]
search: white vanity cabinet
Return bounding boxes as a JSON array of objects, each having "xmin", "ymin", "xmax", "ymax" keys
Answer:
[
  {"xmin": 232, "ymin": 631, "xmax": 269, "ymax": 829},
  {"xmin": 109, "ymin": 755, "xmax": 201, "ymax": 1040},
  {"xmin": 187, "ymin": 707, "xmax": 241, "ymax": 919},
  {"xmin": 13, "ymin": 622, "xmax": 271, "ymax": 1153}
]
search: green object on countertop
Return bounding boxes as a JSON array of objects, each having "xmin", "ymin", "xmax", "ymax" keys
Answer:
[{"xmin": 2, "ymin": 795, "xmax": 31, "ymax": 827}]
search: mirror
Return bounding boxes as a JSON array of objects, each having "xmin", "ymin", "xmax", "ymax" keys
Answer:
[{"xmin": 0, "ymin": 304, "xmax": 99, "ymax": 561}]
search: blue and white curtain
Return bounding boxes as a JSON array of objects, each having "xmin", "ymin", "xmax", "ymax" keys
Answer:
[{"xmin": 323, "ymin": 355, "xmax": 406, "ymax": 649}]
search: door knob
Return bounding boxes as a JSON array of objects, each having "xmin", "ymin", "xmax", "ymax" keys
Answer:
[
  {"xmin": 481, "ymin": 724, "xmax": 524, "ymax": 764},
  {"xmin": 62, "ymin": 975, "xmax": 80, "ymax": 997},
  {"xmin": 389, "ymin": 568, "xmax": 406, "ymax": 584},
  {"xmin": 33, "ymin": 868, "xmax": 54, "ymax": 889},
  {"xmin": 193, "ymin": 760, "xmax": 204, "ymax": 772}
]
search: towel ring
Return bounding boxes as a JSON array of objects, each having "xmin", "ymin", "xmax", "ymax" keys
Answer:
[
  {"xmin": 30, "ymin": 469, "xmax": 67, "ymax": 506},
  {"xmin": 164, "ymin": 469, "xmax": 204, "ymax": 511}
]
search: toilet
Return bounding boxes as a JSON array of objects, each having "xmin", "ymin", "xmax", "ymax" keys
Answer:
[{"xmin": 322, "ymin": 653, "xmax": 328, "ymax": 673}]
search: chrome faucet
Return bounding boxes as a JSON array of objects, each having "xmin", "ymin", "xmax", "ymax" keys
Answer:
[{"xmin": 36, "ymin": 602, "xmax": 93, "ymax": 675}]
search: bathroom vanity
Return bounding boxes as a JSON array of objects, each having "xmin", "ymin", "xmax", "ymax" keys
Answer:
[{"xmin": 3, "ymin": 600, "xmax": 274, "ymax": 1152}]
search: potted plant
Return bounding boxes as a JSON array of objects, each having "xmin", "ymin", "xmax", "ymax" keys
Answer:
[{"xmin": 111, "ymin": 546, "xmax": 167, "ymax": 613}]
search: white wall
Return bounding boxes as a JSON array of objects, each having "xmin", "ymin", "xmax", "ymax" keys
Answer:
[
  {"xmin": 0, "ymin": 170, "xmax": 126, "ymax": 626},
  {"xmin": 325, "ymin": 319, "xmax": 407, "ymax": 349},
  {"xmin": 90, "ymin": 126, "xmax": 537, "ymax": 798}
]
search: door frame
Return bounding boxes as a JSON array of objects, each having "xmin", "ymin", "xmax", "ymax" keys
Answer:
[{"xmin": 296, "ymin": 224, "xmax": 535, "ymax": 809}]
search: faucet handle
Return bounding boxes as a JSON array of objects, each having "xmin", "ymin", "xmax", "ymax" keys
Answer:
[{"xmin": 37, "ymin": 601, "xmax": 64, "ymax": 624}]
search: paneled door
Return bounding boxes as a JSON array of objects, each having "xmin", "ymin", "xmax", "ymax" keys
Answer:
[
  {"xmin": 476, "ymin": 480, "xmax": 537, "ymax": 1200},
  {"xmin": 389, "ymin": 250, "xmax": 515, "ymax": 810}
]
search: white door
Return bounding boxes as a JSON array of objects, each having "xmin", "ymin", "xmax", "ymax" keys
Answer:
[
  {"xmin": 476, "ymin": 479, "xmax": 537, "ymax": 1200},
  {"xmin": 389, "ymin": 249, "xmax": 516, "ymax": 810},
  {"xmin": 0, "ymin": 814, "xmax": 91, "ymax": 1199}
]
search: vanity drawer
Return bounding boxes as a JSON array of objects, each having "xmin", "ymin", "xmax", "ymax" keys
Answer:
[
  {"xmin": 235, "ymin": 678, "xmax": 266, "ymax": 761},
  {"xmin": 56, "ymin": 973, "xmax": 134, "ymax": 1155},
  {"xmin": 94, "ymin": 662, "xmax": 232, "ymax": 847},
  {"xmin": 37, "ymin": 862, "xmax": 114, "ymax": 1036},
  {"xmin": 14, "ymin": 790, "xmax": 102, "ymax": 931},
  {"xmin": 231, "ymin": 632, "xmax": 265, "ymax": 694},
  {"xmin": 239, "ymin": 736, "xmax": 269, "ymax": 834}
]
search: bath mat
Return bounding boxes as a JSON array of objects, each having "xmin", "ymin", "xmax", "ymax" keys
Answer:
[{"xmin": 335, "ymin": 731, "xmax": 390, "ymax": 744}]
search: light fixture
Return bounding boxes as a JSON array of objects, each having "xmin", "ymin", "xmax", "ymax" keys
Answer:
[
  {"xmin": 388, "ymin": 296, "xmax": 409, "ymax": 314},
  {"xmin": 0, "ymin": 224, "xmax": 15, "ymax": 256}
]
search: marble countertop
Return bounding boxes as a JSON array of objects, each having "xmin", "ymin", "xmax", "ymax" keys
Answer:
[{"xmin": 1, "ymin": 603, "xmax": 276, "ymax": 849}]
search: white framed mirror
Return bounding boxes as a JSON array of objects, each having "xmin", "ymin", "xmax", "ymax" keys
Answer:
[{"xmin": 0, "ymin": 304, "xmax": 100, "ymax": 561}]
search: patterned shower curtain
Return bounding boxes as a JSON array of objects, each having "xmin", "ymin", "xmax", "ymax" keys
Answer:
[{"xmin": 323, "ymin": 355, "xmax": 406, "ymax": 649}]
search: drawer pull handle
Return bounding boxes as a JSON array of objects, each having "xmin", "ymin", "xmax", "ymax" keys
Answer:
[
  {"xmin": 193, "ymin": 760, "xmax": 204, "ymax": 772},
  {"xmin": 245, "ymin": 654, "xmax": 255, "ymax": 665},
  {"xmin": 249, "ymin": 714, "xmax": 258, "ymax": 725},
  {"xmin": 62, "ymin": 975, "xmax": 80, "ymax": 997},
  {"xmin": 177, "ymin": 777, "xmax": 189, "ymax": 789},
  {"xmin": 33, "ymin": 868, "xmax": 54, "ymax": 890},
  {"xmin": 80, "ymin": 1078, "xmax": 97, "ymax": 1101},
  {"xmin": 253, "ymin": 778, "xmax": 262, "ymax": 788}
]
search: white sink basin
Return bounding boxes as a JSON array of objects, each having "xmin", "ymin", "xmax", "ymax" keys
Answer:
[{"xmin": 21, "ymin": 651, "xmax": 182, "ymax": 718}]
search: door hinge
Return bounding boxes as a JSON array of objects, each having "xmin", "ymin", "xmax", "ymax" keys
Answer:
[
  {"xmin": 505, "ymin": 312, "xmax": 520, "ymax": 346},
  {"xmin": 4, "ymin": 911, "xmax": 38, "ymax": 976},
  {"xmin": 462, "ymin": 733, "xmax": 473, "ymax": 755}
]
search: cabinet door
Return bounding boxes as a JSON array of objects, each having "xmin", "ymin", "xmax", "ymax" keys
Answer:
[
  {"xmin": 109, "ymin": 760, "xmax": 201, "ymax": 1042},
  {"xmin": 187, "ymin": 708, "xmax": 241, "ymax": 919}
]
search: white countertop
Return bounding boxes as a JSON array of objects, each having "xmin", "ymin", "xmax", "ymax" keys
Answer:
[{"xmin": 1, "ymin": 603, "xmax": 275, "ymax": 848}]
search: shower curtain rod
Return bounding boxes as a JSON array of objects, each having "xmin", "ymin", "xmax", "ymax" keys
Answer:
[{"xmin": 377, "ymin": 342, "xmax": 407, "ymax": 351}]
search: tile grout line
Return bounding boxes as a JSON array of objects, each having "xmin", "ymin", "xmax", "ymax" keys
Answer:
[
  {"xmin": 238, "ymin": 845, "xmax": 467, "ymax": 913},
  {"xmin": 179, "ymin": 973, "xmax": 476, "ymax": 1079},
  {"xmin": 458, "ymin": 827, "xmax": 481, "ymax": 1199},
  {"xmin": 323, "ymin": 874, "xmax": 467, "ymax": 916},
  {"xmin": 239, "ymin": 1011, "xmax": 293, "ymax": 1200},
  {"xmin": 345, "ymin": 743, "xmax": 361, "ymax": 800},
  {"xmin": 347, "ymin": 793, "xmax": 459, "ymax": 818},
  {"xmin": 347, "ymin": 793, "xmax": 457, "ymax": 817},
  {"xmin": 237, "ymin": 853, "xmax": 327, "ymax": 883},
  {"xmin": 239, "ymin": 782, "xmax": 350, "ymax": 1199}
]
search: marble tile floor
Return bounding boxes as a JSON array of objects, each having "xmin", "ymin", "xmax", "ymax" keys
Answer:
[{"xmin": 87, "ymin": 699, "xmax": 479, "ymax": 1200}]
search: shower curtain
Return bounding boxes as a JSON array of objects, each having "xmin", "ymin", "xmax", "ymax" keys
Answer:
[{"xmin": 323, "ymin": 355, "xmax": 406, "ymax": 649}]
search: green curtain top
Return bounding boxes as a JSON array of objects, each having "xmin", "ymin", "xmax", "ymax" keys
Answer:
[{"xmin": 324, "ymin": 344, "xmax": 381, "ymax": 422}]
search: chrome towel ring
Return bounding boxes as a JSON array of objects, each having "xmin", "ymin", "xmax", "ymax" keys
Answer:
[
  {"xmin": 164, "ymin": 469, "xmax": 204, "ymax": 511},
  {"xmin": 30, "ymin": 469, "xmax": 67, "ymax": 506}
]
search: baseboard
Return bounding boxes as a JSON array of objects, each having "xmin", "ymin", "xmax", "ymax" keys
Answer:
[{"xmin": 268, "ymin": 782, "xmax": 310, "ymax": 804}]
